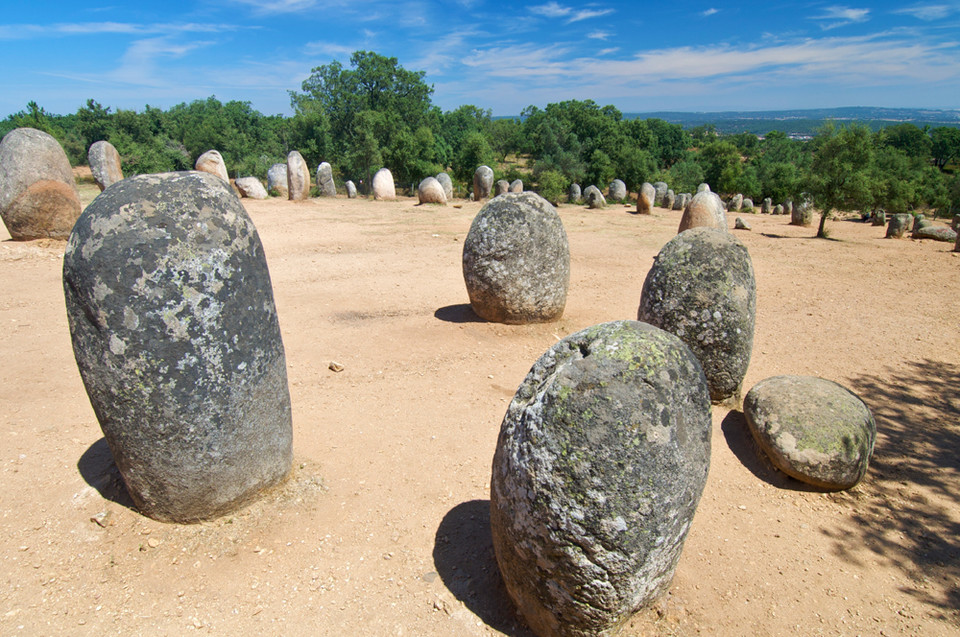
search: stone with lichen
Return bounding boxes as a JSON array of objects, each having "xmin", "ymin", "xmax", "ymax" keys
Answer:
[{"xmin": 491, "ymin": 320, "xmax": 711, "ymax": 637}]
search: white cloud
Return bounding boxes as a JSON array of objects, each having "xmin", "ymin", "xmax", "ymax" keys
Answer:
[
  {"xmin": 0, "ymin": 21, "xmax": 241, "ymax": 40},
  {"xmin": 597, "ymin": 47, "xmax": 620, "ymax": 56},
  {"xmin": 568, "ymin": 8, "xmax": 614, "ymax": 23},
  {"xmin": 227, "ymin": 0, "xmax": 319, "ymax": 14},
  {"xmin": 812, "ymin": 6, "xmax": 871, "ymax": 30},
  {"xmin": 302, "ymin": 41, "xmax": 356, "ymax": 58},
  {"xmin": 893, "ymin": 4, "xmax": 955, "ymax": 20},
  {"xmin": 530, "ymin": 2, "xmax": 571, "ymax": 18},
  {"xmin": 587, "ymin": 30, "xmax": 611, "ymax": 40},
  {"xmin": 701, "ymin": 8, "xmax": 719, "ymax": 17}
]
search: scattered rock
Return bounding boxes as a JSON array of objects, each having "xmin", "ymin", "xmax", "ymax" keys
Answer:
[
  {"xmin": 609, "ymin": 179, "xmax": 627, "ymax": 202},
  {"xmin": 568, "ymin": 183, "xmax": 581, "ymax": 204},
  {"xmin": 491, "ymin": 320, "xmax": 711, "ymax": 637},
  {"xmin": 195, "ymin": 150, "xmax": 229, "ymax": 182},
  {"xmin": 372, "ymin": 168, "xmax": 396, "ymax": 200},
  {"xmin": 267, "ymin": 163, "xmax": 288, "ymax": 198},
  {"xmin": 637, "ymin": 182, "xmax": 656, "ymax": 214},
  {"xmin": 287, "ymin": 151, "xmax": 310, "ymax": 200},
  {"xmin": 653, "ymin": 181, "xmax": 669, "ymax": 206},
  {"xmin": 761, "ymin": 198, "xmax": 773, "ymax": 215},
  {"xmin": 87, "ymin": 140, "xmax": 123, "ymax": 191},
  {"xmin": 436, "ymin": 172, "xmax": 453, "ymax": 200},
  {"xmin": 234, "ymin": 177, "xmax": 268, "ymax": 200},
  {"xmin": 729, "ymin": 194, "xmax": 743, "ymax": 212},
  {"xmin": 417, "ymin": 176, "xmax": 446, "ymax": 205},
  {"xmin": 584, "ymin": 185, "xmax": 606, "ymax": 209},
  {"xmin": 743, "ymin": 375, "xmax": 876, "ymax": 490},
  {"xmin": 509, "ymin": 179, "xmax": 523, "ymax": 193},
  {"xmin": 735, "ymin": 217, "xmax": 752, "ymax": 230},
  {"xmin": 886, "ymin": 213, "xmax": 912, "ymax": 239},
  {"xmin": 328, "ymin": 361, "xmax": 344, "ymax": 373},
  {"xmin": 913, "ymin": 225, "xmax": 957, "ymax": 242},
  {"xmin": 316, "ymin": 162, "xmax": 337, "ymax": 197},
  {"xmin": 678, "ymin": 191, "xmax": 728, "ymax": 233},
  {"xmin": 496, "ymin": 179, "xmax": 510, "ymax": 196},
  {"xmin": 345, "ymin": 180, "xmax": 358, "ymax": 198},
  {"xmin": 462, "ymin": 192, "xmax": 569, "ymax": 324},
  {"xmin": 473, "ymin": 166, "xmax": 494, "ymax": 201},
  {"xmin": 0, "ymin": 127, "xmax": 81, "ymax": 240},
  {"xmin": 639, "ymin": 227, "xmax": 756, "ymax": 405},
  {"xmin": 62, "ymin": 171, "xmax": 293, "ymax": 523}
]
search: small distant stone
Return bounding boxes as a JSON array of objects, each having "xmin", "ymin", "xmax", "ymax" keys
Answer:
[
  {"xmin": 473, "ymin": 166, "xmax": 494, "ymax": 201},
  {"xmin": 88, "ymin": 140, "xmax": 123, "ymax": 191},
  {"xmin": 729, "ymin": 194, "xmax": 743, "ymax": 212},
  {"xmin": 316, "ymin": 162, "xmax": 337, "ymax": 197},
  {"xmin": 761, "ymin": 198, "xmax": 773, "ymax": 214},
  {"xmin": 147, "ymin": 538, "xmax": 161, "ymax": 548},
  {"xmin": 653, "ymin": 181, "xmax": 668, "ymax": 206},
  {"xmin": 345, "ymin": 180, "xmax": 357, "ymax": 198},
  {"xmin": 673, "ymin": 193, "xmax": 690, "ymax": 211},
  {"xmin": 744, "ymin": 375, "xmax": 876, "ymax": 490},
  {"xmin": 329, "ymin": 361, "xmax": 344, "ymax": 372},
  {"xmin": 735, "ymin": 217, "xmax": 751, "ymax": 230},
  {"xmin": 509, "ymin": 179, "xmax": 523, "ymax": 193},
  {"xmin": 267, "ymin": 163, "xmax": 288, "ymax": 198},
  {"xmin": 871, "ymin": 210, "xmax": 887, "ymax": 226},
  {"xmin": 195, "ymin": 150, "xmax": 229, "ymax": 183},
  {"xmin": 886, "ymin": 213, "xmax": 912, "ymax": 239},
  {"xmin": 742, "ymin": 198, "xmax": 754, "ymax": 211},
  {"xmin": 567, "ymin": 183, "xmax": 581, "ymax": 204},
  {"xmin": 664, "ymin": 189, "xmax": 676, "ymax": 210},
  {"xmin": 496, "ymin": 179, "xmax": 509, "ymax": 196},
  {"xmin": 773, "ymin": 204, "xmax": 784, "ymax": 215},
  {"xmin": 234, "ymin": 177, "xmax": 267, "ymax": 200}
]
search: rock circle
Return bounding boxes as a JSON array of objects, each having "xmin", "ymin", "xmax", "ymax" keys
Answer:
[
  {"xmin": 0, "ymin": 127, "xmax": 81, "ymax": 240},
  {"xmin": 88, "ymin": 140, "xmax": 123, "ymax": 191},
  {"xmin": 417, "ymin": 176, "xmax": 446, "ymax": 205},
  {"xmin": 638, "ymin": 227, "xmax": 756, "ymax": 404},
  {"xmin": 462, "ymin": 192, "xmax": 569, "ymax": 324},
  {"xmin": 62, "ymin": 171, "xmax": 293, "ymax": 522},
  {"xmin": 491, "ymin": 320, "xmax": 711, "ymax": 637},
  {"xmin": 743, "ymin": 375, "xmax": 876, "ymax": 490},
  {"xmin": 372, "ymin": 168, "xmax": 396, "ymax": 200},
  {"xmin": 195, "ymin": 150, "xmax": 229, "ymax": 182}
]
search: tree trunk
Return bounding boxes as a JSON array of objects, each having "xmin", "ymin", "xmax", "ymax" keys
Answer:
[{"xmin": 817, "ymin": 208, "xmax": 831, "ymax": 238}]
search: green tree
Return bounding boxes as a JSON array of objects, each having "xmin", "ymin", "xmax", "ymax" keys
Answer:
[
  {"xmin": 536, "ymin": 170, "xmax": 567, "ymax": 205},
  {"xmin": 931, "ymin": 127, "xmax": 960, "ymax": 171},
  {"xmin": 452, "ymin": 131, "xmax": 495, "ymax": 183},
  {"xmin": 809, "ymin": 124, "xmax": 875, "ymax": 238}
]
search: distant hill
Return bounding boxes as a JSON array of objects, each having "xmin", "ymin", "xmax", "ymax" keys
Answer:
[{"xmin": 622, "ymin": 106, "xmax": 960, "ymax": 137}]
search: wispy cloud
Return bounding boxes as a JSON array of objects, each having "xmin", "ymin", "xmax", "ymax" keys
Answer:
[
  {"xmin": 893, "ymin": 4, "xmax": 956, "ymax": 20},
  {"xmin": 812, "ymin": 6, "xmax": 871, "ymax": 30},
  {"xmin": 227, "ymin": 0, "xmax": 320, "ymax": 14},
  {"xmin": 568, "ymin": 8, "xmax": 614, "ymax": 22},
  {"xmin": 587, "ymin": 30, "xmax": 611, "ymax": 40},
  {"xmin": 701, "ymin": 8, "xmax": 719, "ymax": 17},
  {"xmin": 529, "ymin": 2, "xmax": 613, "ymax": 23},
  {"xmin": 0, "ymin": 21, "xmax": 242, "ymax": 40}
]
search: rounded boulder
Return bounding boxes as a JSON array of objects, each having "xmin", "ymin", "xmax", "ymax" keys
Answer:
[
  {"xmin": 462, "ymin": 192, "xmax": 569, "ymax": 324},
  {"xmin": 744, "ymin": 375, "xmax": 876, "ymax": 490},
  {"xmin": 0, "ymin": 127, "xmax": 81, "ymax": 240},
  {"xmin": 372, "ymin": 168, "xmax": 396, "ymax": 200},
  {"xmin": 473, "ymin": 165, "xmax": 494, "ymax": 201},
  {"xmin": 584, "ymin": 185, "xmax": 606, "ymax": 209},
  {"xmin": 608, "ymin": 179, "xmax": 626, "ymax": 201},
  {"xmin": 62, "ymin": 171, "xmax": 293, "ymax": 522},
  {"xmin": 88, "ymin": 140, "xmax": 123, "ymax": 191},
  {"xmin": 491, "ymin": 320, "xmax": 711, "ymax": 637},
  {"xmin": 286, "ymin": 151, "xmax": 310, "ymax": 200},
  {"xmin": 638, "ymin": 227, "xmax": 756, "ymax": 404},
  {"xmin": 195, "ymin": 150, "xmax": 229, "ymax": 182},
  {"xmin": 678, "ymin": 190, "xmax": 728, "ymax": 233},
  {"xmin": 417, "ymin": 176, "xmax": 446, "ymax": 205}
]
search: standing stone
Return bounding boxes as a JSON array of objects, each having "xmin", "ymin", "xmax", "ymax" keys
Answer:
[
  {"xmin": 417, "ymin": 176, "xmax": 446, "ymax": 205},
  {"xmin": 509, "ymin": 179, "xmax": 523, "ymax": 193},
  {"xmin": 88, "ymin": 140, "xmax": 123, "ymax": 191},
  {"xmin": 608, "ymin": 179, "xmax": 627, "ymax": 202},
  {"xmin": 871, "ymin": 210, "xmax": 887, "ymax": 226},
  {"xmin": 234, "ymin": 177, "xmax": 268, "ymax": 200},
  {"xmin": 886, "ymin": 214, "xmax": 912, "ymax": 238},
  {"xmin": 462, "ymin": 192, "xmax": 569, "ymax": 324},
  {"xmin": 664, "ymin": 190, "xmax": 676, "ymax": 210},
  {"xmin": 653, "ymin": 181, "xmax": 669, "ymax": 206},
  {"xmin": 637, "ymin": 182, "xmax": 656, "ymax": 214},
  {"xmin": 436, "ymin": 172, "xmax": 454, "ymax": 200},
  {"xmin": 639, "ymin": 227, "xmax": 756, "ymax": 404},
  {"xmin": 584, "ymin": 185, "xmax": 606, "ymax": 209},
  {"xmin": 791, "ymin": 202, "xmax": 813, "ymax": 226},
  {"xmin": 316, "ymin": 162, "xmax": 337, "ymax": 197},
  {"xmin": 473, "ymin": 165, "xmax": 494, "ymax": 201},
  {"xmin": 742, "ymin": 198, "xmax": 754, "ymax": 211},
  {"xmin": 735, "ymin": 217, "xmax": 752, "ymax": 230},
  {"xmin": 496, "ymin": 179, "xmax": 510, "ymax": 196},
  {"xmin": 678, "ymin": 191, "xmax": 728, "ymax": 233},
  {"xmin": 744, "ymin": 376, "xmax": 875, "ymax": 490},
  {"xmin": 730, "ymin": 194, "xmax": 743, "ymax": 212},
  {"xmin": 267, "ymin": 163, "xmax": 288, "ymax": 198},
  {"xmin": 372, "ymin": 168, "xmax": 396, "ymax": 200},
  {"xmin": 286, "ymin": 151, "xmax": 310, "ymax": 200},
  {"xmin": 784, "ymin": 200, "xmax": 793, "ymax": 217},
  {"xmin": 62, "ymin": 171, "xmax": 292, "ymax": 523},
  {"xmin": 761, "ymin": 198, "xmax": 773, "ymax": 214},
  {"xmin": 0, "ymin": 127, "xmax": 81, "ymax": 241},
  {"xmin": 773, "ymin": 204, "xmax": 784, "ymax": 216},
  {"xmin": 568, "ymin": 183, "xmax": 582, "ymax": 203},
  {"xmin": 673, "ymin": 193, "xmax": 690, "ymax": 211},
  {"xmin": 491, "ymin": 320, "xmax": 711, "ymax": 637},
  {"xmin": 952, "ymin": 214, "xmax": 960, "ymax": 232},
  {"xmin": 195, "ymin": 150, "xmax": 229, "ymax": 183},
  {"xmin": 697, "ymin": 183, "xmax": 711, "ymax": 193},
  {"xmin": 346, "ymin": 180, "xmax": 358, "ymax": 199},
  {"xmin": 955, "ymin": 228, "xmax": 960, "ymax": 252}
]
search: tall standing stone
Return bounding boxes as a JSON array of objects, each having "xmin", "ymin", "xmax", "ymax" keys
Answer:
[
  {"xmin": 462, "ymin": 192, "xmax": 569, "ymax": 324},
  {"xmin": 568, "ymin": 183, "xmax": 582, "ymax": 203},
  {"xmin": 653, "ymin": 181, "xmax": 669, "ymax": 206},
  {"xmin": 473, "ymin": 165, "xmax": 494, "ymax": 201},
  {"xmin": 791, "ymin": 202, "xmax": 813, "ymax": 226},
  {"xmin": 372, "ymin": 168, "xmax": 396, "ymax": 200},
  {"xmin": 62, "ymin": 171, "xmax": 292, "ymax": 523},
  {"xmin": 637, "ymin": 182, "xmax": 656, "ymax": 214},
  {"xmin": 664, "ymin": 190, "xmax": 676, "ymax": 210},
  {"xmin": 491, "ymin": 320, "xmax": 711, "ymax": 637},
  {"xmin": 608, "ymin": 179, "xmax": 627, "ymax": 202},
  {"xmin": 639, "ymin": 227, "xmax": 756, "ymax": 405},
  {"xmin": 436, "ymin": 172, "xmax": 454, "ymax": 200},
  {"xmin": 287, "ymin": 151, "xmax": 310, "ymax": 200},
  {"xmin": 742, "ymin": 197, "xmax": 754, "ymax": 211},
  {"xmin": 316, "ymin": 161, "xmax": 337, "ymax": 197},
  {"xmin": 195, "ymin": 150, "xmax": 229, "ymax": 183},
  {"xmin": 761, "ymin": 197, "xmax": 773, "ymax": 214},
  {"xmin": 678, "ymin": 191, "xmax": 728, "ymax": 233},
  {"xmin": 88, "ymin": 140, "xmax": 123, "ymax": 191},
  {"xmin": 345, "ymin": 180, "xmax": 358, "ymax": 198},
  {"xmin": 730, "ymin": 194, "xmax": 743, "ymax": 212},
  {"xmin": 267, "ymin": 163, "xmax": 288, "ymax": 198},
  {"xmin": 0, "ymin": 127, "xmax": 81, "ymax": 241},
  {"xmin": 584, "ymin": 185, "xmax": 606, "ymax": 209}
]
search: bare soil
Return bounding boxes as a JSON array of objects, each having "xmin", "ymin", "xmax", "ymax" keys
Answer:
[{"xmin": 1, "ymin": 187, "xmax": 958, "ymax": 636}]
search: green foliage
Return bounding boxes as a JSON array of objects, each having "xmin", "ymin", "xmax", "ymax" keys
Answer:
[
  {"xmin": 536, "ymin": 170, "xmax": 567, "ymax": 205},
  {"xmin": 452, "ymin": 131, "xmax": 495, "ymax": 183},
  {"xmin": 809, "ymin": 124, "xmax": 875, "ymax": 237},
  {"xmin": 931, "ymin": 127, "xmax": 960, "ymax": 171}
]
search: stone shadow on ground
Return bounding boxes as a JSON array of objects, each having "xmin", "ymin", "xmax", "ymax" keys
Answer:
[
  {"xmin": 77, "ymin": 437, "xmax": 137, "ymax": 510},
  {"xmin": 824, "ymin": 359, "xmax": 960, "ymax": 623},
  {"xmin": 433, "ymin": 499, "xmax": 534, "ymax": 637},
  {"xmin": 434, "ymin": 304, "xmax": 485, "ymax": 323},
  {"xmin": 720, "ymin": 410, "xmax": 822, "ymax": 492}
]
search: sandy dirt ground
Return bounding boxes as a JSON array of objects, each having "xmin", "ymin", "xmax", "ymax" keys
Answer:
[{"xmin": 1, "ymin": 181, "xmax": 958, "ymax": 636}]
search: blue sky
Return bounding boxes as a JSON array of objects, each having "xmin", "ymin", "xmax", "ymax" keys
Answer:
[{"xmin": 2, "ymin": 1, "xmax": 959, "ymax": 118}]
